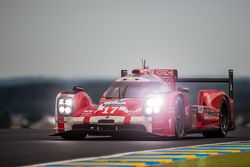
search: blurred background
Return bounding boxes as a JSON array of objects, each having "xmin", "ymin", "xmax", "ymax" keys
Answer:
[{"xmin": 0, "ymin": 0, "xmax": 249, "ymax": 129}]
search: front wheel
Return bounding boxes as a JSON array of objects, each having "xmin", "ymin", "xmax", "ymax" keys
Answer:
[{"xmin": 174, "ymin": 96, "xmax": 185, "ymax": 138}]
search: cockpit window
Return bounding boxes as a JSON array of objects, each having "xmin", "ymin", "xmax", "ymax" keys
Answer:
[{"xmin": 105, "ymin": 82, "xmax": 171, "ymax": 98}]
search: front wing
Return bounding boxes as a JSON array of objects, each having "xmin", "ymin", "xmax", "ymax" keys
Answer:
[{"xmin": 53, "ymin": 116, "xmax": 157, "ymax": 137}]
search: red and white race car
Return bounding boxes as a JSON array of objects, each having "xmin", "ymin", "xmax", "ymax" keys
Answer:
[{"xmin": 53, "ymin": 68, "xmax": 235, "ymax": 140}]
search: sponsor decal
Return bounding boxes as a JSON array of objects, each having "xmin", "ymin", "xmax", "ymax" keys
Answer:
[
  {"xmin": 198, "ymin": 106, "xmax": 204, "ymax": 113},
  {"xmin": 103, "ymin": 101, "xmax": 126, "ymax": 107},
  {"xmin": 155, "ymin": 69, "xmax": 174, "ymax": 76},
  {"xmin": 204, "ymin": 108, "xmax": 219, "ymax": 120},
  {"xmin": 83, "ymin": 110, "xmax": 94, "ymax": 113}
]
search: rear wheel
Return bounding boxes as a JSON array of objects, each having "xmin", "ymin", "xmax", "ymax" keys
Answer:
[
  {"xmin": 174, "ymin": 96, "xmax": 185, "ymax": 138},
  {"xmin": 61, "ymin": 133, "xmax": 86, "ymax": 140},
  {"xmin": 202, "ymin": 97, "xmax": 230, "ymax": 138}
]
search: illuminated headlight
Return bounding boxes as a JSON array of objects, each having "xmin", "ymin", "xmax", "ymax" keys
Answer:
[
  {"xmin": 65, "ymin": 99, "xmax": 73, "ymax": 106},
  {"xmin": 145, "ymin": 96, "xmax": 163, "ymax": 115},
  {"xmin": 64, "ymin": 107, "xmax": 72, "ymax": 115},
  {"xmin": 59, "ymin": 99, "xmax": 64, "ymax": 105},
  {"xmin": 57, "ymin": 98, "xmax": 73, "ymax": 115},
  {"xmin": 58, "ymin": 106, "xmax": 65, "ymax": 114}
]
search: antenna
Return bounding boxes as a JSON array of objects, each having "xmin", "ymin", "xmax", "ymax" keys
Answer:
[
  {"xmin": 141, "ymin": 59, "xmax": 144, "ymax": 69},
  {"xmin": 141, "ymin": 59, "xmax": 149, "ymax": 69}
]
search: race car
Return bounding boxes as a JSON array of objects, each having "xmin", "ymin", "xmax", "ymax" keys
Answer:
[{"xmin": 52, "ymin": 68, "xmax": 235, "ymax": 140}]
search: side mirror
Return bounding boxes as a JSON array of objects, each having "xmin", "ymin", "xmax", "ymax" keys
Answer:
[
  {"xmin": 121, "ymin": 70, "xmax": 128, "ymax": 77},
  {"xmin": 177, "ymin": 87, "xmax": 189, "ymax": 93},
  {"xmin": 73, "ymin": 86, "xmax": 84, "ymax": 92}
]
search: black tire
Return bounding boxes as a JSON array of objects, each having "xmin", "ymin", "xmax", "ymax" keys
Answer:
[
  {"xmin": 61, "ymin": 133, "xmax": 86, "ymax": 140},
  {"xmin": 202, "ymin": 97, "xmax": 230, "ymax": 138},
  {"xmin": 174, "ymin": 96, "xmax": 185, "ymax": 138}
]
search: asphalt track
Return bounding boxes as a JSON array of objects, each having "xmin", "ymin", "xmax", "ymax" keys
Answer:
[
  {"xmin": 41, "ymin": 140, "xmax": 250, "ymax": 166},
  {"xmin": 0, "ymin": 127, "xmax": 250, "ymax": 166}
]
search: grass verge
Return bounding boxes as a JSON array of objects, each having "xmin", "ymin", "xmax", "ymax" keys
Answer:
[{"xmin": 158, "ymin": 152, "xmax": 250, "ymax": 167}]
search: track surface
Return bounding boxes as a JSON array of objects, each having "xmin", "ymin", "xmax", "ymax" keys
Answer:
[{"xmin": 0, "ymin": 127, "xmax": 250, "ymax": 166}]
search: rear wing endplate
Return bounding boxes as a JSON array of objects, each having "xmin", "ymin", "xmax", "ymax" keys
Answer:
[{"xmin": 175, "ymin": 70, "xmax": 234, "ymax": 99}]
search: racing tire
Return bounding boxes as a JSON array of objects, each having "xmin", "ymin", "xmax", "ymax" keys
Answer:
[
  {"xmin": 174, "ymin": 96, "xmax": 185, "ymax": 139},
  {"xmin": 61, "ymin": 133, "xmax": 86, "ymax": 140},
  {"xmin": 202, "ymin": 97, "xmax": 230, "ymax": 138}
]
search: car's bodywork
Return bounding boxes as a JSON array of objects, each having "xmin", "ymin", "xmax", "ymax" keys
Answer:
[{"xmin": 53, "ymin": 69, "xmax": 235, "ymax": 140}]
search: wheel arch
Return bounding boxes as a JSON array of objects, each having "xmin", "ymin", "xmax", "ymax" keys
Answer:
[{"xmin": 198, "ymin": 90, "xmax": 229, "ymax": 109}]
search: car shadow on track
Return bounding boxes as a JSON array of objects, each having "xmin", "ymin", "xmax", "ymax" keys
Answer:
[
  {"xmin": 49, "ymin": 131, "xmax": 241, "ymax": 141},
  {"xmin": 49, "ymin": 134, "xmax": 241, "ymax": 142},
  {"xmin": 83, "ymin": 135, "xmax": 207, "ymax": 141}
]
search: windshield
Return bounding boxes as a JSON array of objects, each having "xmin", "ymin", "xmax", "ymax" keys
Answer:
[{"xmin": 105, "ymin": 82, "xmax": 171, "ymax": 98}]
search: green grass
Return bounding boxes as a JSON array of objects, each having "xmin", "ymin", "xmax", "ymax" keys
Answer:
[{"xmin": 158, "ymin": 152, "xmax": 250, "ymax": 167}]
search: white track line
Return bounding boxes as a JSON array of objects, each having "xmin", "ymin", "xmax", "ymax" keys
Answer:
[{"xmin": 28, "ymin": 140, "xmax": 248, "ymax": 167}]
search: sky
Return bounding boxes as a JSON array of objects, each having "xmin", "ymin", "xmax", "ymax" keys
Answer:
[{"xmin": 0, "ymin": 0, "xmax": 250, "ymax": 79}]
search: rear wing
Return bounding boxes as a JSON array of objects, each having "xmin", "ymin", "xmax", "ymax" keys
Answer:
[{"xmin": 175, "ymin": 69, "xmax": 234, "ymax": 99}]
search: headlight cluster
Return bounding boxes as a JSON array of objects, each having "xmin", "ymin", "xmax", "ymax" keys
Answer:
[
  {"xmin": 58, "ymin": 98, "xmax": 73, "ymax": 115},
  {"xmin": 145, "ymin": 96, "xmax": 163, "ymax": 115}
]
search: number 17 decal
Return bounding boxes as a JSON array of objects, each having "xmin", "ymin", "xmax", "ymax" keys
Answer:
[
  {"xmin": 102, "ymin": 107, "xmax": 119, "ymax": 114},
  {"xmin": 96, "ymin": 105, "xmax": 129, "ymax": 114}
]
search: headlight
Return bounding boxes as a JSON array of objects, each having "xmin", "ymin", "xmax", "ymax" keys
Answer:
[
  {"xmin": 57, "ymin": 98, "xmax": 73, "ymax": 115},
  {"xmin": 145, "ymin": 96, "xmax": 163, "ymax": 115},
  {"xmin": 58, "ymin": 106, "xmax": 65, "ymax": 114},
  {"xmin": 58, "ymin": 99, "xmax": 64, "ymax": 105},
  {"xmin": 65, "ymin": 99, "xmax": 73, "ymax": 106},
  {"xmin": 64, "ymin": 107, "xmax": 72, "ymax": 115}
]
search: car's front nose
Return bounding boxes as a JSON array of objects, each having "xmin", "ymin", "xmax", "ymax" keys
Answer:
[
  {"xmin": 87, "ymin": 115, "xmax": 152, "ymax": 132},
  {"xmin": 56, "ymin": 114, "xmax": 153, "ymax": 134},
  {"xmin": 56, "ymin": 98, "xmax": 155, "ymax": 134}
]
